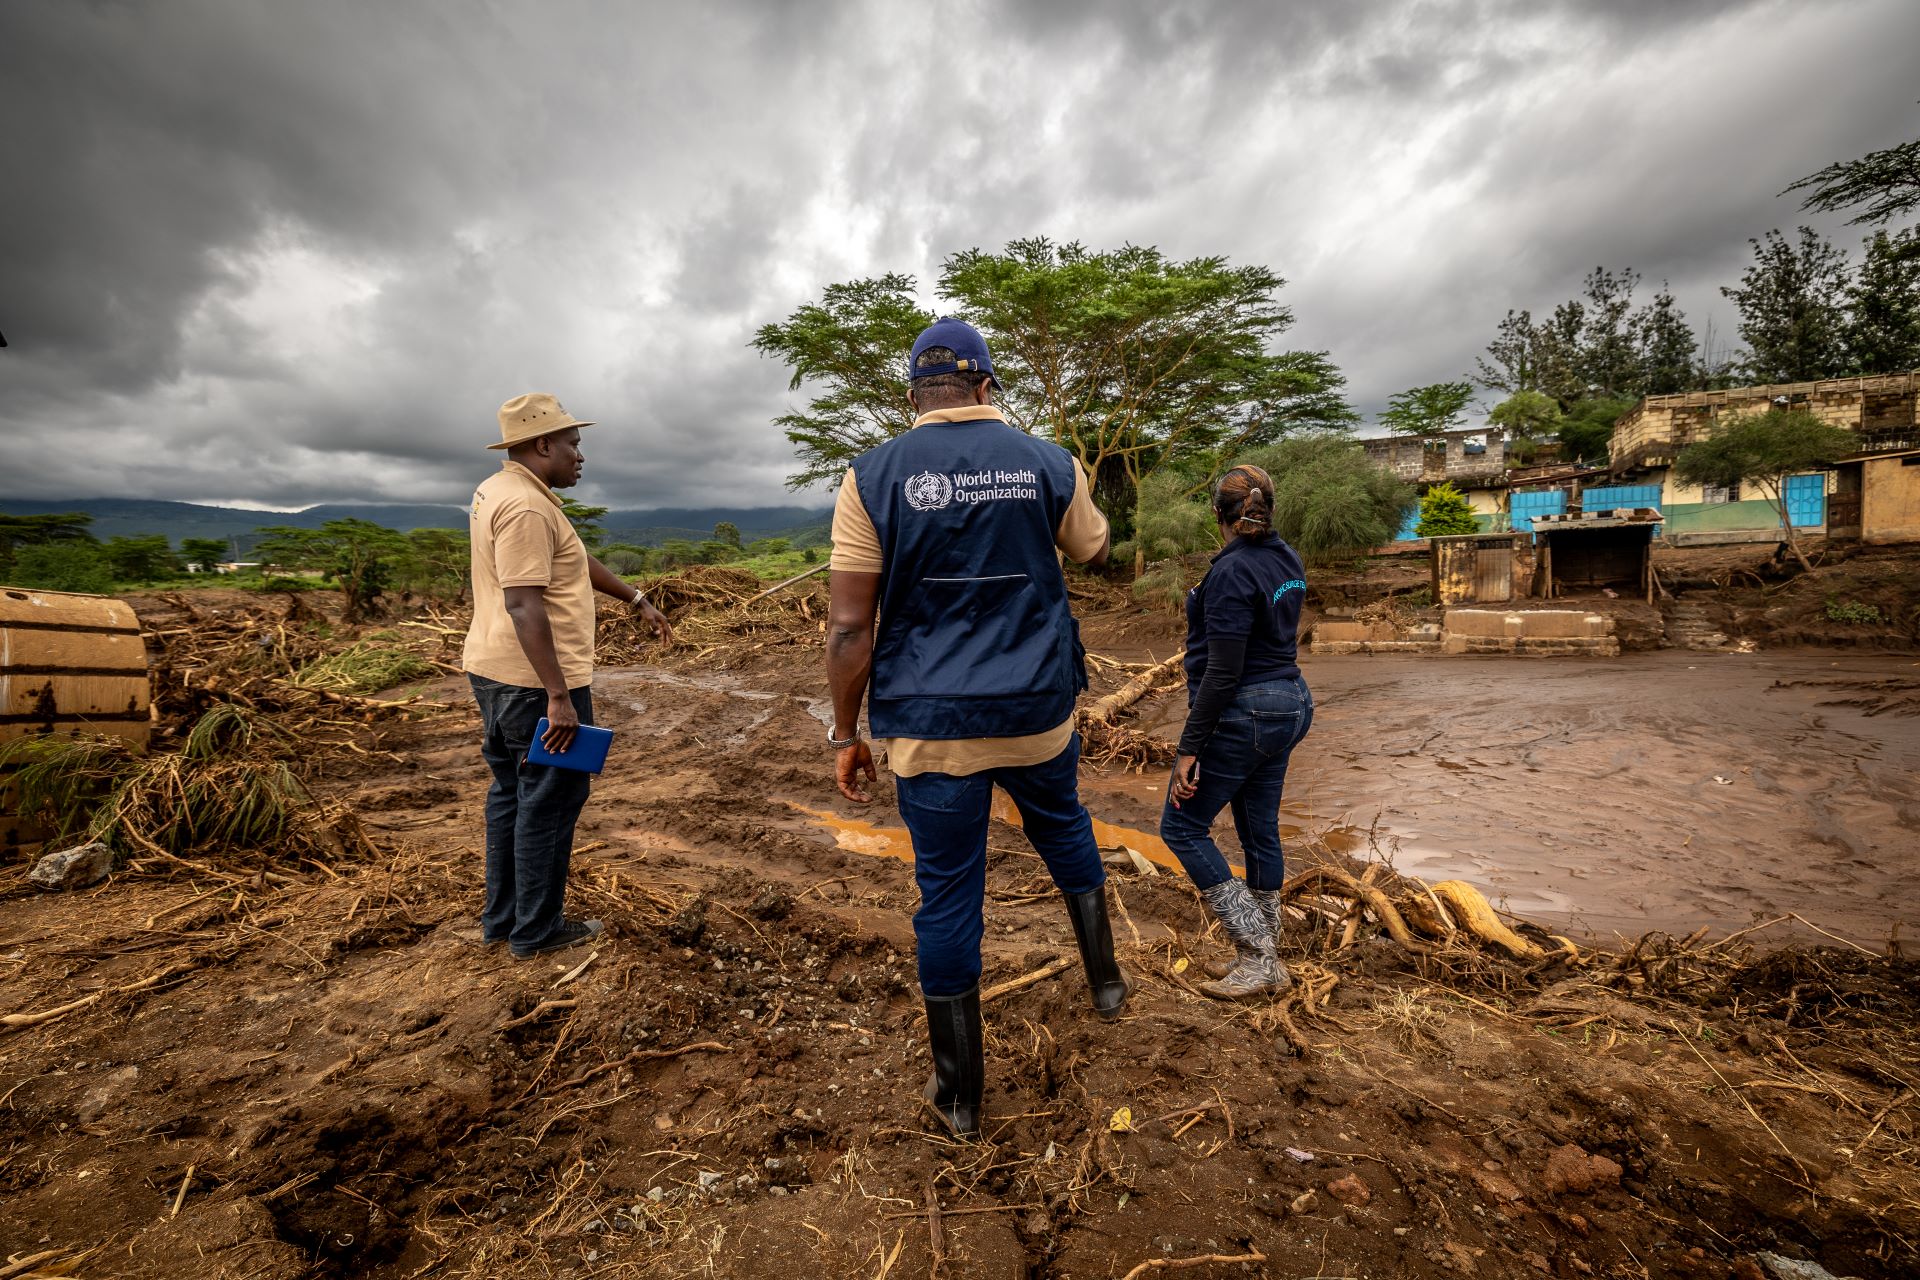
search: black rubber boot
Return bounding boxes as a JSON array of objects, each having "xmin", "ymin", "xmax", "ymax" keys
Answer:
[
  {"xmin": 922, "ymin": 987, "xmax": 983, "ymax": 1139},
  {"xmin": 1062, "ymin": 887, "xmax": 1131, "ymax": 1020}
]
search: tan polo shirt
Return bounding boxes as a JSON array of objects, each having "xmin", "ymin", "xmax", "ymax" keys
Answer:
[
  {"xmin": 462, "ymin": 460, "xmax": 596, "ymax": 689},
  {"xmin": 830, "ymin": 405, "xmax": 1110, "ymax": 777}
]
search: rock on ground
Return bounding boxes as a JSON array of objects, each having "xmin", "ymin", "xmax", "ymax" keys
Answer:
[{"xmin": 29, "ymin": 841, "xmax": 114, "ymax": 891}]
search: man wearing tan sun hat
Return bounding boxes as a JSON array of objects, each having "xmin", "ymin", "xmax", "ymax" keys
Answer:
[{"xmin": 462, "ymin": 392, "xmax": 674, "ymax": 960}]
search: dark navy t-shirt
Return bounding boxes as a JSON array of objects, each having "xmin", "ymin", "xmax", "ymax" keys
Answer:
[{"xmin": 1183, "ymin": 532, "xmax": 1306, "ymax": 698}]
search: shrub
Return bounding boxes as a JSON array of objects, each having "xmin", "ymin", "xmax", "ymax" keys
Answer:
[
  {"xmin": 1414, "ymin": 482, "xmax": 1478, "ymax": 537},
  {"xmin": 8, "ymin": 542, "xmax": 114, "ymax": 593},
  {"xmin": 1824, "ymin": 599, "xmax": 1883, "ymax": 625}
]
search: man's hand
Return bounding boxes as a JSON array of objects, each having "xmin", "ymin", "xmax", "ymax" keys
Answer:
[
  {"xmin": 542, "ymin": 692, "xmax": 580, "ymax": 754},
  {"xmin": 635, "ymin": 598, "xmax": 675, "ymax": 647},
  {"xmin": 836, "ymin": 740, "xmax": 877, "ymax": 803},
  {"xmin": 1169, "ymin": 754, "xmax": 1200, "ymax": 806}
]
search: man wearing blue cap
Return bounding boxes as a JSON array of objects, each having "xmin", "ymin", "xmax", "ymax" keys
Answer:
[{"xmin": 824, "ymin": 317, "xmax": 1127, "ymax": 1139}]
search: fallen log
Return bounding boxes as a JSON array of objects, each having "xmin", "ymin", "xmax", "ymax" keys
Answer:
[{"xmin": 1080, "ymin": 653, "xmax": 1184, "ymax": 726}]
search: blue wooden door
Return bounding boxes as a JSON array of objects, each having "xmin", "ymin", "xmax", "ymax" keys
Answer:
[
  {"xmin": 1509, "ymin": 488, "xmax": 1567, "ymax": 533},
  {"xmin": 1784, "ymin": 473, "xmax": 1825, "ymax": 527}
]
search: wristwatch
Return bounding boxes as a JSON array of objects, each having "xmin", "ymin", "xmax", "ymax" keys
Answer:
[{"xmin": 827, "ymin": 728, "xmax": 861, "ymax": 750}]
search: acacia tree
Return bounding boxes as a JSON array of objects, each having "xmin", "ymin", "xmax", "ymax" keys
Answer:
[
  {"xmin": 405, "ymin": 528, "xmax": 471, "ymax": 602},
  {"xmin": 938, "ymin": 240, "xmax": 1352, "ymax": 514},
  {"xmin": 557, "ymin": 497, "xmax": 607, "ymax": 549},
  {"xmin": 179, "ymin": 537, "xmax": 230, "ymax": 573},
  {"xmin": 254, "ymin": 518, "xmax": 409, "ymax": 622},
  {"xmin": 1379, "ymin": 381, "xmax": 1474, "ymax": 437},
  {"xmin": 0, "ymin": 512, "xmax": 94, "ymax": 573},
  {"xmin": 1722, "ymin": 228, "xmax": 1852, "ymax": 384},
  {"xmin": 753, "ymin": 241, "xmax": 1354, "ymax": 562},
  {"xmin": 1673, "ymin": 409, "xmax": 1856, "ymax": 571}
]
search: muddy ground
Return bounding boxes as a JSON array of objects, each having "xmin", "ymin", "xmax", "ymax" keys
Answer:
[{"xmin": 2, "ymin": 574, "xmax": 1917, "ymax": 1279}]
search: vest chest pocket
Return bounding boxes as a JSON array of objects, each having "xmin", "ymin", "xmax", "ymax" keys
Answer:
[{"xmin": 873, "ymin": 573, "xmax": 1062, "ymax": 700}]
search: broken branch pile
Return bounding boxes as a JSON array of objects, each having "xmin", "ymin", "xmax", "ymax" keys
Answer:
[{"xmin": 597, "ymin": 565, "xmax": 830, "ymax": 666}]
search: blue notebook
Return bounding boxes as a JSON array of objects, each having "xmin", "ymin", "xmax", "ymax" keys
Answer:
[{"xmin": 527, "ymin": 720, "xmax": 614, "ymax": 774}]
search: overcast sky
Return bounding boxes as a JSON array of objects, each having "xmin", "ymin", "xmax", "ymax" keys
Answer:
[{"xmin": 3, "ymin": 0, "xmax": 1915, "ymax": 511}]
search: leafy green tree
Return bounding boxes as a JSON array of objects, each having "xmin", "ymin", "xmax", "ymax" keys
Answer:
[
  {"xmin": 699, "ymin": 539, "xmax": 740, "ymax": 563},
  {"xmin": 1380, "ymin": 381, "xmax": 1474, "ymax": 437},
  {"xmin": 1843, "ymin": 228, "xmax": 1920, "ymax": 374},
  {"xmin": 1556, "ymin": 397, "xmax": 1634, "ymax": 465},
  {"xmin": 558, "ymin": 497, "xmax": 607, "ymax": 549},
  {"xmin": 658, "ymin": 539, "xmax": 700, "ymax": 568},
  {"xmin": 1246, "ymin": 434, "xmax": 1416, "ymax": 563},
  {"xmin": 1413, "ymin": 482, "xmax": 1478, "ymax": 537},
  {"xmin": 748, "ymin": 537, "xmax": 791, "ymax": 556},
  {"xmin": 0, "ymin": 512, "xmax": 95, "ymax": 572},
  {"xmin": 1535, "ymin": 301, "xmax": 1589, "ymax": 403},
  {"xmin": 1119, "ymin": 468, "xmax": 1219, "ymax": 610},
  {"xmin": 1488, "ymin": 391, "xmax": 1563, "ymax": 449},
  {"xmin": 1475, "ymin": 309, "xmax": 1544, "ymax": 395},
  {"xmin": 405, "ymin": 528, "xmax": 472, "ymax": 602},
  {"xmin": 1673, "ymin": 409, "xmax": 1856, "ymax": 570},
  {"xmin": 1578, "ymin": 267, "xmax": 1642, "ymax": 397},
  {"xmin": 599, "ymin": 543, "xmax": 652, "ymax": 575},
  {"xmin": 1784, "ymin": 129, "xmax": 1920, "ymax": 227},
  {"xmin": 255, "ymin": 519, "xmax": 408, "ymax": 622},
  {"xmin": 801, "ymin": 547, "xmax": 819, "ymax": 564},
  {"xmin": 9, "ymin": 542, "xmax": 113, "ymax": 593},
  {"xmin": 713, "ymin": 521, "xmax": 742, "ymax": 548},
  {"xmin": 1722, "ymin": 228, "xmax": 1851, "ymax": 384},
  {"xmin": 1633, "ymin": 282, "xmax": 1699, "ymax": 395},
  {"xmin": 179, "ymin": 537, "xmax": 230, "ymax": 573},
  {"xmin": 101, "ymin": 534, "xmax": 180, "ymax": 583}
]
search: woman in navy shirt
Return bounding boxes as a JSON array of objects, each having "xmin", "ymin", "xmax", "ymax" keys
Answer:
[{"xmin": 1160, "ymin": 464, "xmax": 1312, "ymax": 999}]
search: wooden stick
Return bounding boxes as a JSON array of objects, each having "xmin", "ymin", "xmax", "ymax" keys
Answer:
[
  {"xmin": 744, "ymin": 561, "xmax": 831, "ymax": 604},
  {"xmin": 1, "ymin": 962, "xmax": 194, "ymax": 1032},
  {"xmin": 981, "ymin": 957, "xmax": 1073, "ymax": 1004},
  {"xmin": 925, "ymin": 1177, "xmax": 946, "ymax": 1280},
  {"xmin": 171, "ymin": 1163, "xmax": 195, "ymax": 1217},
  {"xmin": 1120, "ymin": 1250, "xmax": 1267, "ymax": 1280}
]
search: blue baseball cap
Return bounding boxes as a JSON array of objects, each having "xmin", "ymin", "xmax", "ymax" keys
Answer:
[{"xmin": 908, "ymin": 316, "xmax": 1002, "ymax": 390}]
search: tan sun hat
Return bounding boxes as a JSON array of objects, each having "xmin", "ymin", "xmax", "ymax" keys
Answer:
[{"xmin": 490, "ymin": 392, "xmax": 598, "ymax": 450}]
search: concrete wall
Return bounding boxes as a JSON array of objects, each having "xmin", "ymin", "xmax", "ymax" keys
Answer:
[{"xmin": 1862, "ymin": 456, "xmax": 1920, "ymax": 544}]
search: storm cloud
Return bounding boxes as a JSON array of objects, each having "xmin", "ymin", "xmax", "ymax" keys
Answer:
[{"xmin": 2, "ymin": 0, "xmax": 1914, "ymax": 509}]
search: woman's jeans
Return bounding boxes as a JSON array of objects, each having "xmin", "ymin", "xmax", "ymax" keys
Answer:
[
  {"xmin": 469, "ymin": 675, "xmax": 595, "ymax": 948},
  {"xmin": 1159, "ymin": 675, "xmax": 1313, "ymax": 892}
]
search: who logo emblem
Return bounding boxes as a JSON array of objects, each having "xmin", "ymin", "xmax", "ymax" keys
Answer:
[{"xmin": 903, "ymin": 471, "xmax": 954, "ymax": 511}]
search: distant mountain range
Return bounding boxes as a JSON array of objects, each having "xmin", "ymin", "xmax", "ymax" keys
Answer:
[{"xmin": 0, "ymin": 497, "xmax": 834, "ymax": 555}]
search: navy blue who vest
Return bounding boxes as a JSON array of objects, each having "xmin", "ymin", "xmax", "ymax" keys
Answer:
[{"xmin": 852, "ymin": 415, "xmax": 1088, "ymax": 740}]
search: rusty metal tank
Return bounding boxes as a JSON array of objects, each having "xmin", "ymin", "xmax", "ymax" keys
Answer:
[{"xmin": 1, "ymin": 587, "xmax": 152, "ymax": 855}]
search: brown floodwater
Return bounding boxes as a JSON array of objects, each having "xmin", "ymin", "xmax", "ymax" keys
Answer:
[
  {"xmin": 1242, "ymin": 650, "xmax": 1920, "ymax": 946},
  {"xmin": 789, "ymin": 650, "xmax": 1916, "ymax": 948}
]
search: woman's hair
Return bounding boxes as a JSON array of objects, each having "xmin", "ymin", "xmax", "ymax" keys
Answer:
[{"xmin": 1213, "ymin": 464, "xmax": 1273, "ymax": 537}]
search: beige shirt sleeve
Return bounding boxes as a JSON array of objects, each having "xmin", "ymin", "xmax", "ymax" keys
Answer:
[
  {"xmin": 1055, "ymin": 459, "xmax": 1110, "ymax": 563},
  {"xmin": 829, "ymin": 468, "xmax": 884, "ymax": 573},
  {"xmin": 491, "ymin": 504, "xmax": 557, "ymax": 588}
]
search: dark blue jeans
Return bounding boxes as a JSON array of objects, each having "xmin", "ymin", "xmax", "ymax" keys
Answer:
[
  {"xmin": 1159, "ymin": 676, "xmax": 1313, "ymax": 892},
  {"xmin": 469, "ymin": 675, "xmax": 595, "ymax": 949},
  {"xmin": 894, "ymin": 735, "xmax": 1107, "ymax": 998}
]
